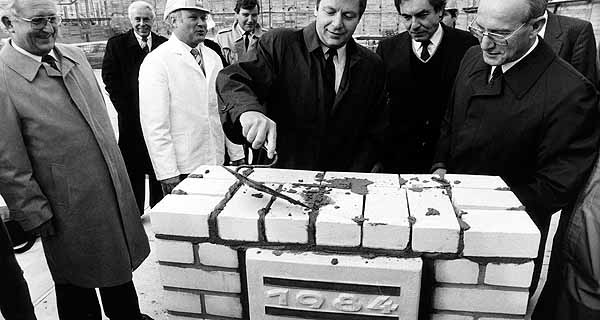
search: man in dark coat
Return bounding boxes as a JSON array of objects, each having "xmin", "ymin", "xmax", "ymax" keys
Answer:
[
  {"xmin": 541, "ymin": 9, "xmax": 598, "ymax": 87},
  {"xmin": 0, "ymin": 0, "xmax": 152, "ymax": 318},
  {"xmin": 217, "ymin": 0, "xmax": 387, "ymax": 172},
  {"xmin": 376, "ymin": 0, "xmax": 477, "ymax": 173},
  {"xmin": 102, "ymin": 1, "xmax": 167, "ymax": 215},
  {"xmin": 433, "ymin": 0, "xmax": 599, "ymax": 298}
]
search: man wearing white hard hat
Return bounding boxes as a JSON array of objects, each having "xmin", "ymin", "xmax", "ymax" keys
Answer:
[{"xmin": 139, "ymin": 0, "xmax": 245, "ymax": 195}]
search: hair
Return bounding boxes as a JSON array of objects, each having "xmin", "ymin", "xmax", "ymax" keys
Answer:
[
  {"xmin": 3, "ymin": 0, "xmax": 58, "ymax": 18},
  {"xmin": 128, "ymin": 1, "xmax": 155, "ymax": 19},
  {"xmin": 524, "ymin": 0, "xmax": 547, "ymax": 21},
  {"xmin": 316, "ymin": 0, "xmax": 368, "ymax": 16},
  {"xmin": 234, "ymin": 0, "xmax": 259, "ymax": 13},
  {"xmin": 444, "ymin": 8, "xmax": 457, "ymax": 18},
  {"xmin": 393, "ymin": 0, "xmax": 446, "ymax": 14}
]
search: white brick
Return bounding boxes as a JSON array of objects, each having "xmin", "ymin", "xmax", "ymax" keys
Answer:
[
  {"xmin": 445, "ymin": 174, "xmax": 508, "ymax": 190},
  {"xmin": 151, "ymin": 195, "xmax": 221, "ymax": 237},
  {"xmin": 245, "ymin": 248, "xmax": 422, "ymax": 320},
  {"xmin": 189, "ymin": 165, "xmax": 240, "ymax": 182},
  {"xmin": 204, "ymin": 295, "xmax": 243, "ymax": 318},
  {"xmin": 155, "ymin": 239, "xmax": 194, "ymax": 264},
  {"xmin": 435, "ymin": 259, "xmax": 479, "ymax": 284},
  {"xmin": 433, "ymin": 287, "xmax": 528, "ymax": 315},
  {"xmin": 197, "ymin": 243, "xmax": 239, "ymax": 268},
  {"xmin": 452, "ymin": 188, "xmax": 522, "ymax": 211},
  {"xmin": 363, "ymin": 190, "xmax": 410, "ymax": 250},
  {"xmin": 407, "ymin": 189, "xmax": 461, "ymax": 253},
  {"xmin": 484, "ymin": 261, "xmax": 535, "ymax": 288},
  {"xmin": 264, "ymin": 184, "xmax": 311, "ymax": 243},
  {"xmin": 315, "ymin": 188, "xmax": 363, "ymax": 246},
  {"xmin": 159, "ymin": 265, "xmax": 241, "ymax": 293},
  {"xmin": 218, "ymin": 185, "xmax": 273, "ymax": 241},
  {"xmin": 173, "ymin": 178, "xmax": 235, "ymax": 197},
  {"xmin": 462, "ymin": 210, "xmax": 540, "ymax": 258},
  {"xmin": 163, "ymin": 290, "xmax": 202, "ymax": 313},
  {"xmin": 248, "ymin": 168, "xmax": 324, "ymax": 184},
  {"xmin": 400, "ymin": 174, "xmax": 448, "ymax": 189},
  {"xmin": 431, "ymin": 314, "xmax": 474, "ymax": 320},
  {"xmin": 324, "ymin": 171, "xmax": 400, "ymax": 194}
]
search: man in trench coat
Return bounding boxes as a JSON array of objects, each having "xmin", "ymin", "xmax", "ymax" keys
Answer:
[{"xmin": 0, "ymin": 0, "xmax": 151, "ymax": 318}]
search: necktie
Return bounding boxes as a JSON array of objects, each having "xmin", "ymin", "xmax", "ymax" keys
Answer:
[
  {"xmin": 141, "ymin": 35, "xmax": 149, "ymax": 55},
  {"xmin": 42, "ymin": 54, "xmax": 58, "ymax": 71},
  {"xmin": 244, "ymin": 32, "xmax": 250, "ymax": 51},
  {"xmin": 190, "ymin": 48, "xmax": 206, "ymax": 76},
  {"xmin": 420, "ymin": 40, "xmax": 431, "ymax": 61},
  {"xmin": 323, "ymin": 48, "xmax": 337, "ymax": 111},
  {"xmin": 489, "ymin": 66, "xmax": 503, "ymax": 85}
]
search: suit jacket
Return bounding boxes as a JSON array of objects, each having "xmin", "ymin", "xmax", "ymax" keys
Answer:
[
  {"xmin": 0, "ymin": 42, "xmax": 149, "ymax": 287},
  {"xmin": 545, "ymin": 11, "xmax": 598, "ymax": 87},
  {"xmin": 376, "ymin": 24, "xmax": 477, "ymax": 173},
  {"xmin": 101, "ymin": 29, "xmax": 167, "ymax": 172},
  {"xmin": 435, "ymin": 39, "xmax": 600, "ymax": 227},
  {"xmin": 139, "ymin": 35, "xmax": 244, "ymax": 180},
  {"xmin": 218, "ymin": 22, "xmax": 388, "ymax": 172}
]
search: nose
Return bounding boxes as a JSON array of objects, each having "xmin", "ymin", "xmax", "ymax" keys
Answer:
[
  {"xmin": 480, "ymin": 34, "xmax": 495, "ymax": 50},
  {"xmin": 331, "ymin": 11, "xmax": 343, "ymax": 28},
  {"xmin": 409, "ymin": 17, "xmax": 421, "ymax": 31},
  {"xmin": 42, "ymin": 20, "xmax": 55, "ymax": 33}
]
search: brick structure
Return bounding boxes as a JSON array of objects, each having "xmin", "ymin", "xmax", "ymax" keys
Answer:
[{"xmin": 151, "ymin": 165, "xmax": 541, "ymax": 319}]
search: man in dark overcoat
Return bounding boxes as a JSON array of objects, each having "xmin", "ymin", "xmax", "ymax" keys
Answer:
[
  {"xmin": 376, "ymin": 0, "xmax": 477, "ymax": 173},
  {"xmin": 102, "ymin": 1, "xmax": 167, "ymax": 214},
  {"xmin": 433, "ymin": 0, "xmax": 600, "ymax": 299},
  {"xmin": 541, "ymin": 8, "xmax": 598, "ymax": 87},
  {"xmin": 0, "ymin": 0, "xmax": 152, "ymax": 318},
  {"xmin": 217, "ymin": 0, "xmax": 388, "ymax": 172}
]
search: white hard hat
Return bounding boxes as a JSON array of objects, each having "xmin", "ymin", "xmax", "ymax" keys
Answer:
[
  {"xmin": 445, "ymin": 0, "xmax": 458, "ymax": 10},
  {"xmin": 164, "ymin": 0, "xmax": 209, "ymax": 20}
]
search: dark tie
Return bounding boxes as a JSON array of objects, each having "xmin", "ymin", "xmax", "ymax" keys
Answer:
[
  {"xmin": 41, "ymin": 54, "xmax": 58, "ymax": 71},
  {"xmin": 420, "ymin": 40, "xmax": 431, "ymax": 61},
  {"xmin": 190, "ymin": 48, "xmax": 206, "ymax": 76},
  {"xmin": 489, "ymin": 66, "xmax": 503, "ymax": 85},
  {"xmin": 141, "ymin": 35, "xmax": 149, "ymax": 55},
  {"xmin": 323, "ymin": 48, "xmax": 337, "ymax": 111},
  {"xmin": 244, "ymin": 32, "xmax": 250, "ymax": 51}
]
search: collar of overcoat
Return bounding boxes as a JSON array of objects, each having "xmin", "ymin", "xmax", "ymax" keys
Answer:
[
  {"xmin": 466, "ymin": 37, "xmax": 556, "ymax": 100},
  {"xmin": 544, "ymin": 11, "xmax": 564, "ymax": 55},
  {"xmin": 231, "ymin": 20, "xmax": 265, "ymax": 42},
  {"xmin": 0, "ymin": 42, "xmax": 79, "ymax": 82}
]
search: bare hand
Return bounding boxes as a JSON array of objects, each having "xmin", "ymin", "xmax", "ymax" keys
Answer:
[
  {"xmin": 239, "ymin": 111, "xmax": 277, "ymax": 159},
  {"xmin": 160, "ymin": 175, "xmax": 182, "ymax": 196},
  {"xmin": 433, "ymin": 168, "xmax": 447, "ymax": 179}
]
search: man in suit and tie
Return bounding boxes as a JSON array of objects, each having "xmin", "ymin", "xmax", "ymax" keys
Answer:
[
  {"xmin": 0, "ymin": 0, "xmax": 152, "ymax": 318},
  {"xmin": 376, "ymin": 0, "xmax": 477, "ymax": 173},
  {"xmin": 139, "ymin": 0, "xmax": 245, "ymax": 195},
  {"xmin": 539, "ymin": 6, "xmax": 598, "ymax": 87},
  {"xmin": 102, "ymin": 1, "xmax": 167, "ymax": 215},
  {"xmin": 433, "ymin": 0, "xmax": 599, "ymax": 305}
]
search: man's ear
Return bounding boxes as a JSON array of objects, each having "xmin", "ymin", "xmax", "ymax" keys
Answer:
[
  {"xmin": 1, "ymin": 16, "xmax": 14, "ymax": 32},
  {"xmin": 530, "ymin": 16, "xmax": 546, "ymax": 35}
]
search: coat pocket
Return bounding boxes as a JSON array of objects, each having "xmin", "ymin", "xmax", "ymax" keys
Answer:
[{"xmin": 50, "ymin": 163, "xmax": 70, "ymax": 209}]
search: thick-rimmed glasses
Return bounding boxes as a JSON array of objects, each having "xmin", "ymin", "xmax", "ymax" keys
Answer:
[
  {"xmin": 18, "ymin": 15, "xmax": 61, "ymax": 30},
  {"xmin": 468, "ymin": 17, "xmax": 526, "ymax": 46}
]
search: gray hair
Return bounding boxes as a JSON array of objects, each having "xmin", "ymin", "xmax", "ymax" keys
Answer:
[
  {"xmin": 524, "ymin": 0, "xmax": 547, "ymax": 21},
  {"xmin": 128, "ymin": 1, "xmax": 155, "ymax": 19},
  {"xmin": 3, "ymin": 0, "xmax": 58, "ymax": 18}
]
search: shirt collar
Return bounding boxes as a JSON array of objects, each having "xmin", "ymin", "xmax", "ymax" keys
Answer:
[
  {"xmin": 412, "ymin": 23, "xmax": 443, "ymax": 58},
  {"xmin": 538, "ymin": 10, "xmax": 548, "ymax": 38},
  {"xmin": 500, "ymin": 36, "xmax": 539, "ymax": 74},
  {"xmin": 321, "ymin": 44, "xmax": 346, "ymax": 60},
  {"xmin": 10, "ymin": 39, "xmax": 57, "ymax": 62},
  {"xmin": 133, "ymin": 30, "xmax": 152, "ymax": 48},
  {"xmin": 236, "ymin": 21, "xmax": 248, "ymax": 36}
]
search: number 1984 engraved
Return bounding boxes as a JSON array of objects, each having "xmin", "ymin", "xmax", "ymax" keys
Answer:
[{"xmin": 266, "ymin": 289, "xmax": 400, "ymax": 314}]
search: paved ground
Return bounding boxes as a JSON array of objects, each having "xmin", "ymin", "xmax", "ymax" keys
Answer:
[{"xmin": 0, "ymin": 70, "xmax": 558, "ymax": 320}]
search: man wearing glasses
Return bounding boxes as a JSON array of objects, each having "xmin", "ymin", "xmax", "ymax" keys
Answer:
[
  {"xmin": 0, "ymin": 0, "xmax": 152, "ymax": 318},
  {"xmin": 433, "ymin": 0, "xmax": 600, "ymax": 303}
]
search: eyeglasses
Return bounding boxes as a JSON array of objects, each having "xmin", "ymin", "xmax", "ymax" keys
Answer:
[
  {"xmin": 18, "ymin": 15, "xmax": 62, "ymax": 30},
  {"xmin": 468, "ymin": 17, "xmax": 526, "ymax": 46}
]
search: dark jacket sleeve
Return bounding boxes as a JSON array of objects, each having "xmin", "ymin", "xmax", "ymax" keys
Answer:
[
  {"xmin": 511, "ymin": 79, "xmax": 600, "ymax": 221},
  {"xmin": 217, "ymin": 31, "xmax": 277, "ymax": 144},
  {"xmin": 101, "ymin": 38, "xmax": 125, "ymax": 113},
  {"xmin": 570, "ymin": 21, "xmax": 599, "ymax": 88}
]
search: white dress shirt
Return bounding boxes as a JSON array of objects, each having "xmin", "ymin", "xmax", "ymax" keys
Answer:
[
  {"xmin": 490, "ymin": 37, "xmax": 540, "ymax": 80},
  {"xmin": 412, "ymin": 24, "xmax": 444, "ymax": 62},
  {"xmin": 134, "ymin": 31, "xmax": 153, "ymax": 51}
]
